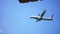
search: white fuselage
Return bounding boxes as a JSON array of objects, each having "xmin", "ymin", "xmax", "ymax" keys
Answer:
[{"xmin": 30, "ymin": 16, "xmax": 41, "ymax": 19}]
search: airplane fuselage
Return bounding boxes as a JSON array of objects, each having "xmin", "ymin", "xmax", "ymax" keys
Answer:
[
  {"xmin": 30, "ymin": 15, "xmax": 53, "ymax": 22},
  {"xmin": 30, "ymin": 10, "xmax": 53, "ymax": 22},
  {"xmin": 30, "ymin": 16, "xmax": 42, "ymax": 20}
]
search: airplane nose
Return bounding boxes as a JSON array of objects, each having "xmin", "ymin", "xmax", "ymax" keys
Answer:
[{"xmin": 30, "ymin": 17, "xmax": 33, "ymax": 18}]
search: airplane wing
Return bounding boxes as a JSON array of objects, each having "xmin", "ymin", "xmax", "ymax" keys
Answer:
[{"xmin": 40, "ymin": 10, "xmax": 46, "ymax": 17}]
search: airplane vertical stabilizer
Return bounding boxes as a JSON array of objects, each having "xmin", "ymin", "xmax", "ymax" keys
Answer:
[{"xmin": 49, "ymin": 15, "xmax": 53, "ymax": 19}]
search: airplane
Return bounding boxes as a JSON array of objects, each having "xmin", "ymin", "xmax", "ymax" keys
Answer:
[
  {"xmin": 18, "ymin": 0, "xmax": 43, "ymax": 3},
  {"xmin": 30, "ymin": 10, "xmax": 53, "ymax": 22}
]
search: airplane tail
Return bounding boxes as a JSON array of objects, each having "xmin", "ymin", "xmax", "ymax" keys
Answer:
[{"xmin": 49, "ymin": 15, "xmax": 54, "ymax": 19}]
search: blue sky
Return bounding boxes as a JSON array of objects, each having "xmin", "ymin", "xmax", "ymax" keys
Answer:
[{"xmin": 0, "ymin": 0, "xmax": 60, "ymax": 34}]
